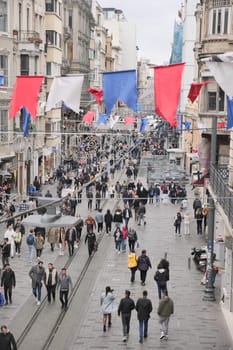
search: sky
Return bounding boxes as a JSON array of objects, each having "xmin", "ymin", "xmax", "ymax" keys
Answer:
[{"xmin": 98, "ymin": 0, "xmax": 183, "ymax": 65}]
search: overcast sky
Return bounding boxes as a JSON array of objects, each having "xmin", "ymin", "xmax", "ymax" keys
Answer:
[{"xmin": 98, "ymin": 0, "xmax": 183, "ymax": 65}]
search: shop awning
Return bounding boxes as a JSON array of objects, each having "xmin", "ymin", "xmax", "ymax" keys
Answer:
[{"xmin": 0, "ymin": 152, "xmax": 15, "ymax": 162}]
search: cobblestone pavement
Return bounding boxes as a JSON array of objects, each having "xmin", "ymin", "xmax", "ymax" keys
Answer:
[{"xmin": 1, "ymin": 168, "xmax": 233, "ymax": 349}]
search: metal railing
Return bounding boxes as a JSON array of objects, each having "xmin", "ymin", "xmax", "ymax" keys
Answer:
[{"xmin": 210, "ymin": 164, "xmax": 233, "ymax": 227}]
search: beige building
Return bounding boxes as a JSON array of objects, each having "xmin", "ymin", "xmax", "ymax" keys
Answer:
[
  {"xmin": 0, "ymin": 0, "xmax": 46, "ymax": 195},
  {"xmin": 194, "ymin": 0, "xmax": 233, "ymax": 336}
]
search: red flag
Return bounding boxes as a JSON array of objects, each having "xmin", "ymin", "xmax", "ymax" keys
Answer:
[
  {"xmin": 82, "ymin": 111, "xmax": 94, "ymax": 125},
  {"xmin": 153, "ymin": 63, "xmax": 184, "ymax": 127},
  {"xmin": 9, "ymin": 76, "xmax": 43, "ymax": 119},
  {"xmin": 217, "ymin": 122, "xmax": 225, "ymax": 129},
  {"xmin": 87, "ymin": 87, "xmax": 103, "ymax": 106},
  {"xmin": 188, "ymin": 82, "xmax": 209, "ymax": 103},
  {"xmin": 124, "ymin": 116, "xmax": 135, "ymax": 124}
]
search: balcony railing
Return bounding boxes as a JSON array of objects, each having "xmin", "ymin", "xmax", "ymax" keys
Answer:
[
  {"xmin": 210, "ymin": 164, "xmax": 233, "ymax": 227},
  {"xmin": 18, "ymin": 31, "xmax": 42, "ymax": 44}
]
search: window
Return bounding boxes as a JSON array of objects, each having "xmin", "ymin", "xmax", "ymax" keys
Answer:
[
  {"xmin": 207, "ymin": 87, "xmax": 225, "ymax": 111},
  {"xmin": 45, "ymin": 0, "xmax": 57, "ymax": 13},
  {"xmin": 20, "ymin": 54, "xmax": 29, "ymax": 75},
  {"xmin": 0, "ymin": 0, "xmax": 7, "ymax": 32},
  {"xmin": 0, "ymin": 110, "xmax": 8, "ymax": 143},
  {"xmin": 0, "ymin": 55, "xmax": 8, "ymax": 85},
  {"xmin": 68, "ymin": 9, "xmax": 72, "ymax": 29},
  {"xmin": 46, "ymin": 62, "xmax": 52, "ymax": 75},
  {"xmin": 46, "ymin": 62, "xmax": 60, "ymax": 76},
  {"xmin": 46, "ymin": 30, "xmax": 61, "ymax": 48},
  {"xmin": 27, "ymin": 7, "xmax": 30, "ymax": 32},
  {"xmin": 209, "ymin": 5, "xmax": 231, "ymax": 34}
]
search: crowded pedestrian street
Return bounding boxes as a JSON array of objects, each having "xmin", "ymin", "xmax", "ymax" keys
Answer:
[{"xmin": 0, "ymin": 155, "xmax": 232, "ymax": 349}]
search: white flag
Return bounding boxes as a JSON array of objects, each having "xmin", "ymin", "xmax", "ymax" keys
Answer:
[
  {"xmin": 206, "ymin": 62, "xmax": 233, "ymax": 98},
  {"xmin": 109, "ymin": 115, "xmax": 120, "ymax": 129},
  {"xmin": 46, "ymin": 75, "xmax": 84, "ymax": 113}
]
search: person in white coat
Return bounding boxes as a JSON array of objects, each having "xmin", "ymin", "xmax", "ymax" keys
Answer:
[
  {"xmin": 100, "ymin": 286, "xmax": 115, "ymax": 332},
  {"xmin": 183, "ymin": 212, "xmax": 190, "ymax": 235},
  {"xmin": 4, "ymin": 224, "xmax": 15, "ymax": 258}
]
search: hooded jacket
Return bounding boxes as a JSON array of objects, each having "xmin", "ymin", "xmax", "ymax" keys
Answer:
[{"xmin": 136, "ymin": 296, "xmax": 153, "ymax": 320}]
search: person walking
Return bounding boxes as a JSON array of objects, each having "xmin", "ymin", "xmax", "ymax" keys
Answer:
[
  {"xmin": 196, "ymin": 207, "xmax": 203, "ymax": 234},
  {"xmin": 135, "ymin": 290, "xmax": 153, "ymax": 343},
  {"xmin": 193, "ymin": 197, "xmax": 202, "ymax": 218},
  {"xmin": 100, "ymin": 286, "xmax": 115, "ymax": 332},
  {"xmin": 0, "ymin": 325, "xmax": 17, "ymax": 350},
  {"xmin": 4, "ymin": 224, "xmax": 15, "ymax": 258},
  {"xmin": 127, "ymin": 227, "xmax": 138, "ymax": 252},
  {"xmin": 154, "ymin": 261, "xmax": 170, "ymax": 299},
  {"xmin": 174, "ymin": 212, "xmax": 182, "ymax": 236},
  {"xmin": 95, "ymin": 209, "xmax": 104, "ymax": 233},
  {"xmin": 1, "ymin": 264, "xmax": 16, "ymax": 305},
  {"xmin": 113, "ymin": 207, "xmax": 123, "ymax": 229},
  {"xmin": 26, "ymin": 229, "xmax": 35, "ymax": 263},
  {"xmin": 121, "ymin": 225, "xmax": 128, "ymax": 253},
  {"xmin": 57, "ymin": 267, "xmax": 73, "ymax": 311},
  {"xmin": 122, "ymin": 204, "xmax": 132, "ymax": 229},
  {"xmin": 127, "ymin": 248, "xmax": 138, "ymax": 283},
  {"xmin": 58, "ymin": 227, "xmax": 66, "ymax": 256},
  {"xmin": 29, "ymin": 260, "xmax": 45, "ymax": 305},
  {"xmin": 0, "ymin": 238, "xmax": 11, "ymax": 268},
  {"xmin": 85, "ymin": 229, "xmax": 97, "ymax": 256},
  {"xmin": 118, "ymin": 290, "xmax": 135, "ymax": 342},
  {"xmin": 44, "ymin": 262, "xmax": 58, "ymax": 304},
  {"xmin": 104, "ymin": 209, "xmax": 113, "ymax": 235},
  {"xmin": 157, "ymin": 291, "xmax": 174, "ymax": 341},
  {"xmin": 113, "ymin": 227, "xmax": 123, "ymax": 254},
  {"xmin": 34, "ymin": 232, "xmax": 44, "ymax": 259},
  {"xmin": 47, "ymin": 227, "xmax": 59, "ymax": 252},
  {"xmin": 13, "ymin": 226, "xmax": 22, "ymax": 257},
  {"xmin": 65, "ymin": 225, "xmax": 77, "ymax": 257},
  {"xmin": 137, "ymin": 250, "xmax": 152, "ymax": 286}
]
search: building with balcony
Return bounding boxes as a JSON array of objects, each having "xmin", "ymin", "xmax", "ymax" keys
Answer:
[
  {"xmin": 194, "ymin": 0, "xmax": 233, "ymax": 334},
  {"xmin": 0, "ymin": 0, "xmax": 46, "ymax": 195}
]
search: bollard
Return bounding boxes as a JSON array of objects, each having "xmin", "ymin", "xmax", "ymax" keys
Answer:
[{"xmin": 188, "ymin": 257, "xmax": 191, "ymax": 269}]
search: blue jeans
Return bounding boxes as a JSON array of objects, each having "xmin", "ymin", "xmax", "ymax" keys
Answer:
[
  {"xmin": 28, "ymin": 245, "xmax": 34, "ymax": 262},
  {"xmin": 139, "ymin": 319, "xmax": 148, "ymax": 338},
  {"xmin": 33, "ymin": 282, "xmax": 42, "ymax": 301}
]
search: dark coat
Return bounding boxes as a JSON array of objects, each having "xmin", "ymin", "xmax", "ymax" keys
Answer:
[
  {"xmin": 1, "ymin": 269, "xmax": 16, "ymax": 288},
  {"xmin": 136, "ymin": 297, "xmax": 153, "ymax": 320},
  {"xmin": 0, "ymin": 331, "xmax": 17, "ymax": 350},
  {"xmin": 118, "ymin": 297, "xmax": 135, "ymax": 315},
  {"xmin": 137, "ymin": 254, "xmax": 152, "ymax": 271}
]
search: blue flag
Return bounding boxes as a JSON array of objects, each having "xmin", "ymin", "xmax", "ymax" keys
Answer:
[
  {"xmin": 97, "ymin": 113, "xmax": 108, "ymax": 125},
  {"xmin": 139, "ymin": 118, "xmax": 148, "ymax": 133},
  {"xmin": 0, "ymin": 75, "xmax": 3, "ymax": 86},
  {"xmin": 102, "ymin": 70, "xmax": 137, "ymax": 115},
  {"xmin": 227, "ymin": 96, "xmax": 233, "ymax": 129},
  {"xmin": 182, "ymin": 121, "xmax": 191, "ymax": 131},
  {"xmin": 22, "ymin": 107, "xmax": 30, "ymax": 136}
]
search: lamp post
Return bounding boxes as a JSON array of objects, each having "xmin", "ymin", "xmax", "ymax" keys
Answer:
[{"xmin": 203, "ymin": 116, "xmax": 217, "ymax": 301}]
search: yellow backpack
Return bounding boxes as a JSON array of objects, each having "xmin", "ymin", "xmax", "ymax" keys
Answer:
[{"xmin": 127, "ymin": 253, "xmax": 138, "ymax": 268}]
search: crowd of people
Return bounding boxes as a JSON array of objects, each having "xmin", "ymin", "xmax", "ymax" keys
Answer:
[{"xmin": 0, "ymin": 133, "xmax": 207, "ymax": 346}]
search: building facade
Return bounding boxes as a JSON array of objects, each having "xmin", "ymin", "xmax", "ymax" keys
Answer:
[{"xmin": 194, "ymin": 0, "xmax": 233, "ymax": 335}]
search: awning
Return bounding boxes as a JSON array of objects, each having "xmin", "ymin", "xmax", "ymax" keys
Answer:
[
  {"xmin": 0, "ymin": 152, "xmax": 16, "ymax": 162},
  {"xmin": 22, "ymin": 214, "xmax": 80, "ymax": 228}
]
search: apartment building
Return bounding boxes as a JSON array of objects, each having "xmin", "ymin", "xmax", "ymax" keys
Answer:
[{"xmin": 194, "ymin": 0, "xmax": 233, "ymax": 333}]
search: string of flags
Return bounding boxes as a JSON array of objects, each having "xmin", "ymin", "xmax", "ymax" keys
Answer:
[{"xmin": 7, "ymin": 57, "xmax": 233, "ymax": 135}]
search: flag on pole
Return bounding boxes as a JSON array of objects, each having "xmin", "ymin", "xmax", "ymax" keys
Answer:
[
  {"xmin": 139, "ymin": 118, "xmax": 148, "ymax": 133},
  {"xmin": 46, "ymin": 75, "xmax": 84, "ymax": 113},
  {"xmin": 87, "ymin": 87, "xmax": 103, "ymax": 106},
  {"xmin": 187, "ymin": 82, "xmax": 209, "ymax": 103},
  {"xmin": 82, "ymin": 111, "xmax": 94, "ymax": 125},
  {"xmin": 102, "ymin": 70, "xmax": 137, "ymax": 115},
  {"xmin": 0, "ymin": 75, "xmax": 4, "ymax": 86},
  {"xmin": 9, "ymin": 76, "xmax": 44, "ymax": 119},
  {"xmin": 97, "ymin": 113, "xmax": 108, "ymax": 125},
  {"xmin": 153, "ymin": 63, "xmax": 184, "ymax": 127},
  {"xmin": 22, "ymin": 107, "xmax": 30, "ymax": 136},
  {"xmin": 227, "ymin": 96, "xmax": 233, "ymax": 129},
  {"xmin": 206, "ymin": 62, "xmax": 233, "ymax": 98},
  {"xmin": 182, "ymin": 121, "xmax": 191, "ymax": 131},
  {"xmin": 124, "ymin": 116, "xmax": 135, "ymax": 124}
]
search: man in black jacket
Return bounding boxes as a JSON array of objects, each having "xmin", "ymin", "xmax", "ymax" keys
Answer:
[
  {"xmin": 1, "ymin": 264, "xmax": 16, "ymax": 305},
  {"xmin": 118, "ymin": 290, "xmax": 135, "ymax": 342},
  {"xmin": 1, "ymin": 238, "xmax": 11, "ymax": 268},
  {"xmin": 136, "ymin": 290, "xmax": 153, "ymax": 343},
  {"xmin": 0, "ymin": 325, "xmax": 17, "ymax": 350}
]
